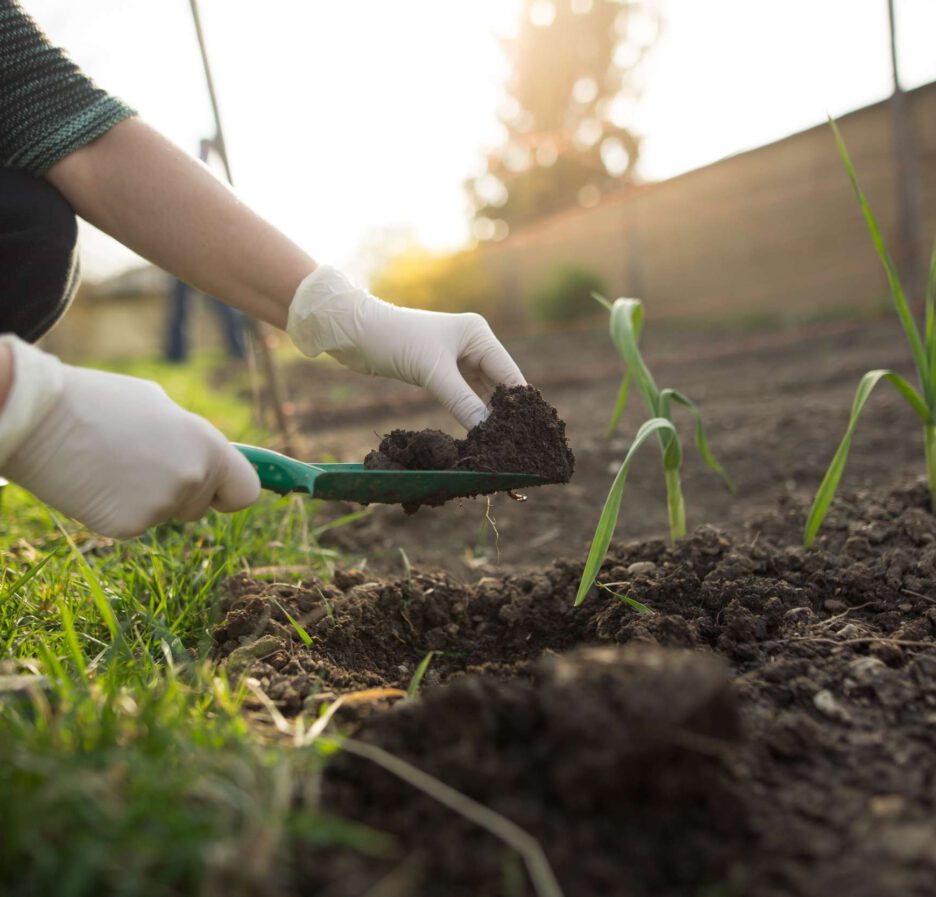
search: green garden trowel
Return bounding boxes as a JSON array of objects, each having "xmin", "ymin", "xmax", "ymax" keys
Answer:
[{"xmin": 234, "ymin": 444, "xmax": 551, "ymax": 507}]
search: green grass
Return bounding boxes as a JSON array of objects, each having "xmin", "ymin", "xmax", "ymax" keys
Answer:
[
  {"xmin": 803, "ymin": 120, "xmax": 936, "ymax": 547},
  {"xmin": 0, "ymin": 356, "xmax": 383, "ymax": 896},
  {"xmin": 91, "ymin": 353, "xmax": 262, "ymax": 443}
]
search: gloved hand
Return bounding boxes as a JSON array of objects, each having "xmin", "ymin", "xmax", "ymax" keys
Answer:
[
  {"xmin": 0, "ymin": 336, "xmax": 260, "ymax": 539},
  {"xmin": 287, "ymin": 265, "xmax": 526, "ymax": 429}
]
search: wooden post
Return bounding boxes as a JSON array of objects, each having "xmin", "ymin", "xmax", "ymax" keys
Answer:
[
  {"xmin": 188, "ymin": 0, "xmax": 296, "ymax": 453},
  {"xmin": 887, "ymin": 0, "xmax": 925, "ymax": 309}
]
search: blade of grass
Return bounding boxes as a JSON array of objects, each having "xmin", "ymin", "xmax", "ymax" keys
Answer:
[
  {"xmin": 829, "ymin": 117, "xmax": 930, "ymax": 400},
  {"xmin": 0, "ymin": 548, "xmax": 62, "ymax": 603},
  {"xmin": 53, "ymin": 594, "xmax": 87, "ymax": 678},
  {"xmin": 575, "ymin": 417, "xmax": 677, "ymax": 606},
  {"xmin": 334, "ymin": 737, "xmax": 565, "ymax": 897},
  {"xmin": 311, "ymin": 507, "xmax": 372, "ymax": 539},
  {"xmin": 34, "ymin": 639, "xmax": 72, "ymax": 701},
  {"xmin": 273, "ymin": 600, "xmax": 313, "ymax": 648},
  {"xmin": 406, "ymin": 651, "xmax": 437, "ymax": 700},
  {"xmin": 50, "ymin": 515, "xmax": 119, "ymax": 642},
  {"xmin": 805, "ymin": 369, "xmax": 928, "ymax": 546}
]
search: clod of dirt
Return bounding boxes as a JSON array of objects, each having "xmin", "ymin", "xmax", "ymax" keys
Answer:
[
  {"xmin": 461, "ymin": 383, "xmax": 575, "ymax": 482},
  {"xmin": 363, "ymin": 428, "xmax": 459, "ymax": 471},
  {"xmin": 215, "ymin": 477, "xmax": 936, "ymax": 896},
  {"xmin": 318, "ymin": 645, "xmax": 748, "ymax": 897},
  {"xmin": 364, "ymin": 384, "xmax": 575, "ymax": 483}
]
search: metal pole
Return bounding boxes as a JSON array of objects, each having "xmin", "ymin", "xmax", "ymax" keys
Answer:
[
  {"xmin": 887, "ymin": 0, "xmax": 925, "ymax": 309},
  {"xmin": 188, "ymin": 0, "xmax": 296, "ymax": 453}
]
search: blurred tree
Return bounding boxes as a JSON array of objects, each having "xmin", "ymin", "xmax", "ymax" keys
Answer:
[
  {"xmin": 529, "ymin": 264, "xmax": 606, "ymax": 323},
  {"xmin": 371, "ymin": 244, "xmax": 501, "ymax": 322},
  {"xmin": 468, "ymin": 0, "xmax": 661, "ymax": 238}
]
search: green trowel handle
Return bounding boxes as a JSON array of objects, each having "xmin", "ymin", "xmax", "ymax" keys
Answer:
[{"xmin": 233, "ymin": 444, "xmax": 320, "ymax": 495}]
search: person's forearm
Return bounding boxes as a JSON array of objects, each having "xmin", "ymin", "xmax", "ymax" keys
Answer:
[
  {"xmin": 45, "ymin": 117, "xmax": 316, "ymax": 329},
  {"xmin": 0, "ymin": 343, "xmax": 12, "ymax": 412}
]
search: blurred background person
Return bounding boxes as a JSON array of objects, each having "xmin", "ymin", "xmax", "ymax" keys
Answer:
[{"xmin": 164, "ymin": 139, "xmax": 247, "ymax": 363}]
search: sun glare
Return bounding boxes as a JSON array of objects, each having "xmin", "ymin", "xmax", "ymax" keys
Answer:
[{"xmin": 21, "ymin": 0, "xmax": 936, "ymax": 279}]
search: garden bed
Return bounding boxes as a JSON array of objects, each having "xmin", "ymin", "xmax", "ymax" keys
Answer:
[
  {"xmin": 303, "ymin": 316, "xmax": 923, "ymax": 577},
  {"xmin": 214, "ymin": 476, "xmax": 936, "ymax": 896}
]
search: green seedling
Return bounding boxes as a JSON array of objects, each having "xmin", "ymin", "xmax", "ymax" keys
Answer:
[
  {"xmin": 274, "ymin": 599, "xmax": 314, "ymax": 648},
  {"xmin": 575, "ymin": 297, "xmax": 733, "ymax": 606},
  {"xmin": 600, "ymin": 294, "xmax": 735, "ymax": 540},
  {"xmin": 575, "ymin": 417, "xmax": 672, "ymax": 605},
  {"xmin": 406, "ymin": 651, "xmax": 438, "ymax": 699},
  {"xmin": 596, "ymin": 582, "xmax": 654, "ymax": 615},
  {"xmin": 804, "ymin": 119, "xmax": 936, "ymax": 547}
]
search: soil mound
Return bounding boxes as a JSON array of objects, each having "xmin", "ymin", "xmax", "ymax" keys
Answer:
[
  {"xmin": 364, "ymin": 385, "xmax": 575, "ymax": 483},
  {"xmin": 321, "ymin": 645, "xmax": 749, "ymax": 897},
  {"xmin": 212, "ymin": 476, "xmax": 936, "ymax": 896}
]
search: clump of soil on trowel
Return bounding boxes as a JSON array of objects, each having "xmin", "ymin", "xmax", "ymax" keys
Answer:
[
  {"xmin": 363, "ymin": 428, "xmax": 458, "ymax": 471},
  {"xmin": 363, "ymin": 385, "xmax": 575, "ymax": 509},
  {"xmin": 460, "ymin": 383, "xmax": 575, "ymax": 482}
]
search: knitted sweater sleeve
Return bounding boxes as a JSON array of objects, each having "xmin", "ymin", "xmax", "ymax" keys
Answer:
[{"xmin": 0, "ymin": 0, "xmax": 136, "ymax": 175}]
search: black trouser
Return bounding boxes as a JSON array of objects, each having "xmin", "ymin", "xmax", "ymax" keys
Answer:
[{"xmin": 0, "ymin": 167, "xmax": 79, "ymax": 342}]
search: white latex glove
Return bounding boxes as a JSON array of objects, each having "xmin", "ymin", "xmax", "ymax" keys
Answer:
[
  {"xmin": 0, "ymin": 336, "xmax": 260, "ymax": 539},
  {"xmin": 287, "ymin": 265, "xmax": 526, "ymax": 429}
]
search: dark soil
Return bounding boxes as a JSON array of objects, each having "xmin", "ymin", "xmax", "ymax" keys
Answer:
[
  {"xmin": 364, "ymin": 385, "xmax": 575, "ymax": 484},
  {"xmin": 364, "ymin": 428, "xmax": 459, "ymax": 471},
  {"xmin": 214, "ymin": 476, "xmax": 936, "ymax": 897},
  {"xmin": 459, "ymin": 384, "xmax": 575, "ymax": 482},
  {"xmin": 294, "ymin": 316, "xmax": 925, "ymax": 577}
]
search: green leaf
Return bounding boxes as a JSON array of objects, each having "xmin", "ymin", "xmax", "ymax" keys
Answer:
[
  {"xmin": 595, "ymin": 583, "xmax": 654, "ymax": 614},
  {"xmin": 406, "ymin": 651, "xmax": 437, "ymax": 700},
  {"xmin": 926, "ymin": 236, "xmax": 936, "ymax": 382},
  {"xmin": 805, "ymin": 370, "xmax": 929, "ymax": 547},
  {"xmin": 609, "ymin": 298, "xmax": 658, "ymax": 412},
  {"xmin": 604, "ymin": 372, "xmax": 632, "ymax": 439},
  {"xmin": 0, "ymin": 548, "xmax": 62, "ymax": 603},
  {"xmin": 574, "ymin": 417, "xmax": 677, "ymax": 606},
  {"xmin": 54, "ymin": 592, "xmax": 87, "ymax": 678},
  {"xmin": 311, "ymin": 507, "xmax": 372, "ymax": 538},
  {"xmin": 660, "ymin": 389, "xmax": 736, "ymax": 492},
  {"xmin": 602, "ymin": 294, "xmax": 648, "ymax": 438},
  {"xmin": 829, "ymin": 117, "xmax": 930, "ymax": 401},
  {"xmin": 879, "ymin": 371, "xmax": 932, "ymax": 423},
  {"xmin": 274, "ymin": 600, "xmax": 313, "ymax": 647},
  {"xmin": 608, "ymin": 298, "xmax": 683, "ymax": 470},
  {"xmin": 591, "ymin": 291, "xmax": 613, "ymax": 312},
  {"xmin": 654, "ymin": 389, "xmax": 683, "ymax": 472},
  {"xmin": 52, "ymin": 516, "xmax": 119, "ymax": 643}
]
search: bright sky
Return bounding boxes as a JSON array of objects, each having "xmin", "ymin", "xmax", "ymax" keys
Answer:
[{"xmin": 23, "ymin": 0, "xmax": 936, "ymax": 281}]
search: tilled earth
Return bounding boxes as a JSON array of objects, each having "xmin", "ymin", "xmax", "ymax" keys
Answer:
[
  {"xmin": 285, "ymin": 315, "xmax": 926, "ymax": 578},
  {"xmin": 214, "ymin": 477, "xmax": 936, "ymax": 897}
]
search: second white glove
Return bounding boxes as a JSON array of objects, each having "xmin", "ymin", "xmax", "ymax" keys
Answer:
[
  {"xmin": 0, "ymin": 336, "xmax": 260, "ymax": 539},
  {"xmin": 286, "ymin": 265, "xmax": 526, "ymax": 429}
]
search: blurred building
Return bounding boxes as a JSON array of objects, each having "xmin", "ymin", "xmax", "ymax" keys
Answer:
[
  {"xmin": 481, "ymin": 81, "xmax": 936, "ymax": 326},
  {"xmin": 41, "ymin": 265, "xmax": 238, "ymax": 362},
  {"xmin": 40, "ymin": 81, "xmax": 936, "ymax": 359}
]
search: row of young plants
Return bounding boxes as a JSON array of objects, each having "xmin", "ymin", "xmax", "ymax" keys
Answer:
[{"xmin": 576, "ymin": 120, "xmax": 936, "ymax": 606}]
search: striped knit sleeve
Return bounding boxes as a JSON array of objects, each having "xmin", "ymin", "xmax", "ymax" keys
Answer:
[{"xmin": 0, "ymin": 0, "xmax": 136, "ymax": 175}]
